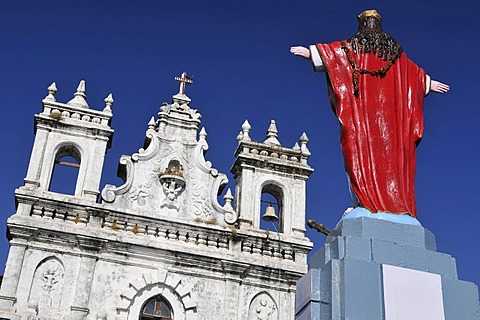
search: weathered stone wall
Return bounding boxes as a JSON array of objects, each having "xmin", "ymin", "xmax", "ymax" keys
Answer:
[{"xmin": 0, "ymin": 81, "xmax": 313, "ymax": 320}]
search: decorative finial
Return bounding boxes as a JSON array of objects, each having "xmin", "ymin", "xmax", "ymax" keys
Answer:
[
  {"xmin": 67, "ymin": 80, "xmax": 89, "ymax": 108},
  {"xmin": 175, "ymin": 72, "xmax": 193, "ymax": 95},
  {"xmin": 292, "ymin": 142, "xmax": 300, "ymax": 151},
  {"xmin": 76, "ymin": 80, "xmax": 86, "ymax": 97},
  {"xmin": 300, "ymin": 132, "xmax": 309, "ymax": 143},
  {"xmin": 148, "ymin": 116, "xmax": 156, "ymax": 129},
  {"xmin": 241, "ymin": 120, "xmax": 251, "ymax": 141},
  {"xmin": 199, "ymin": 127, "xmax": 207, "ymax": 141},
  {"xmin": 223, "ymin": 188, "xmax": 234, "ymax": 210},
  {"xmin": 236, "ymin": 131, "xmax": 244, "ymax": 142},
  {"xmin": 44, "ymin": 82, "xmax": 57, "ymax": 101},
  {"xmin": 299, "ymin": 132, "xmax": 311, "ymax": 156},
  {"xmin": 264, "ymin": 120, "xmax": 281, "ymax": 146},
  {"xmin": 103, "ymin": 93, "xmax": 114, "ymax": 113}
]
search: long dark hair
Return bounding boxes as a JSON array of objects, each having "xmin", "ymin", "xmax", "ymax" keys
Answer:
[{"xmin": 348, "ymin": 15, "xmax": 403, "ymax": 61}]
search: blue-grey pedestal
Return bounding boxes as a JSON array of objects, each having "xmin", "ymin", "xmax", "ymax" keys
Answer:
[{"xmin": 296, "ymin": 217, "xmax": 480, "ymax": 320}]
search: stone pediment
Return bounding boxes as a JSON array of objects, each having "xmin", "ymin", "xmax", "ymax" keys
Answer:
[{"xmin": 101, "ymin": 95, "xmax": 237, "ymax": 226}]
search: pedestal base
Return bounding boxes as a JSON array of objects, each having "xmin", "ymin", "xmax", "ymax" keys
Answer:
[{"xmin": 296, "ymin": 217, "xmax": 480, "ymax": 320}]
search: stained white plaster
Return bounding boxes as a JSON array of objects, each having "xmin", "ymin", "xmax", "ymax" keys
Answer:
[{"xmin": 0, "ymin": 84, "xmax": 312, "ymax": 320}]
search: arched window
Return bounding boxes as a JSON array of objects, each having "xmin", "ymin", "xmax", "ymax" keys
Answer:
[
  {"xmin": 49, "ymin": 145, "xmax": 81, "ymax": 195},
  {"xmin": 260, "ymin": 184, "xmax": 284, "ymax": 233},
  {"xmin": 139, "ymin": 295, "xmax": 173, "ymax": 320}
]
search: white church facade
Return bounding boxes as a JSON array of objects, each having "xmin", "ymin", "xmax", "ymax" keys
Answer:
[{"xmin": 0, "ymin": 75, "xmax": 313, "ymax": 320}]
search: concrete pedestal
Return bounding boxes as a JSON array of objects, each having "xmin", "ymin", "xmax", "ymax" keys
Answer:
[{"xmin": 295, "ymin": 217, "xmax": 480, "ymax": 320}]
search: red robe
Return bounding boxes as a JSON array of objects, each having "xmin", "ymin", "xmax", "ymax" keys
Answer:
[{"xmin": 316, "ymin": 41, "xmax": 426, "ymax": 217}]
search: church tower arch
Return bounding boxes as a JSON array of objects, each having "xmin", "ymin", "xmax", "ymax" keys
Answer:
[
  {"xmin": 259, "ymin": 180, "xmax": 285, "ymax": 232},
  {"xmin": 48, "ymin": 143, "xmax": 84, "ymax": 196}
]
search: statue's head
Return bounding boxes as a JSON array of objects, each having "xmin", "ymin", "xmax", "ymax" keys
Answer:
[
  {"xmin": 350, "ymin": 9, "xmax": 402, "ymax": 61},
  {"xmin": 357, "ymin": 10, "xmax": 382, "ymax": 32}
]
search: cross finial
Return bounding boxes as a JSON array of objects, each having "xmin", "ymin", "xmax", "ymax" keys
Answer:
[{"xmin": 174, "ymin": 72, "xmax": 193, "ymax": 95}]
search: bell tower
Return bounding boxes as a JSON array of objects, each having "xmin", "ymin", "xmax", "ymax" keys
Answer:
[
  {"xmin": 231, "ymin": 120, "xmax": 314, "ymax": 238},
  {"xmin": 0, "ymin": 80, "xmax": 114, "ymax": 318},
  {"xmin": 22, "ymin": 80, "xmax": 114, "ymax": 201}
]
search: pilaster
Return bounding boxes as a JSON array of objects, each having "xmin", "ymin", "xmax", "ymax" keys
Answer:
[
  {"xmin": 70, "ymin": 236, "xmax": 105, "ymax": 319},
  {"xmin": 0, "ymin": 243, "xmax": 27, "ymax": 310},
  {"xmin": 0, "ymin": 226, "xmax": 36, "ymax": 312}
]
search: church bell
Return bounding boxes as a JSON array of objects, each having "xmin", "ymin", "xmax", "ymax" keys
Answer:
[{"xmin": 262, "ymin": 204, "xmax": 279, "ymax": 222}]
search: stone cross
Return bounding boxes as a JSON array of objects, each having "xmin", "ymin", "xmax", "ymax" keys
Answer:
[{"xmin": 175, "ymin": 72, "xmax": 193, "ymax": 95}]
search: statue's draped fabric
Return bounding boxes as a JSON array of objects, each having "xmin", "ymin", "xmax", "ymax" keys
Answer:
[{"xmin": 316, "ymin": 41, "xmax": 426, "ymax": 217}]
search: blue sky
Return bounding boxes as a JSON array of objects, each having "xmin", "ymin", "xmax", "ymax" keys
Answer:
[{"xmin": 1, "ymin": 1, "xmax": 479, "ymax": 288}]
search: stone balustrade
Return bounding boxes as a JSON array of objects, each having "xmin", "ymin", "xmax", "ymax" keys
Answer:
[
  {"xmin": 28, "ymin": 200, "xmax": 299, "ymax": 262},
  {"xmin": 41, "ymin": 102, "xmax": 111, "ymax": 127}
]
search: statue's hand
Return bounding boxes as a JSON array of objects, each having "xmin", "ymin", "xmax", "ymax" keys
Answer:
[
  {"xmin": 431, "ymin": 80, "xmax": 450, "ymax": 93},
  {"xmin": 290, "ymin": 46, "xmax": 311, "ymax": 59}
]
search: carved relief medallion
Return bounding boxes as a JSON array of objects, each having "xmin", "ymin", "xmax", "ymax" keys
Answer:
[
  {"xmin": 248, "ymin": 292, "xmax": 277, "ymax": 320},
  {"xmin": 28, "ymin": 257, "xmax": 65, "ymax": 314}
]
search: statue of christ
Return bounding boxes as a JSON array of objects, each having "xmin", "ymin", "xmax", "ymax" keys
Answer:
[{"xmin": 291, "ymin": 10, "xmax": 449, "ymax": 219}]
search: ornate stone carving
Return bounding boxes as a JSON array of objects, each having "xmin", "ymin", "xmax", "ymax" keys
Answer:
[
  {"xmin": 102, "ymin": 156, "xmax": 135, "ymax": 203},
  {"xmin": 248, "ymin": 292, "xmax": 277, "ymax": 320},
  {"xmin": 41, "ymin": 266, "xmax": 62, "ymax": 296},
  {"xmin": 188, "ymin": 163, "xmax": 213, "ymax": 218},
  {"xmin": 159, "ymin": 160, "xmax": 186, "ymax": 210},
  {"xmin": 159, "ymin": 101, "xmax": 201, "ymax": 121},
  {"xmin": 100, "ymin": 95, "xmax": 238, "ymax": 225},
  {"xmin": 128, "ymin": 183, "xmax": 150, "ymax": 206},
  {"xmin": 28, "ymin": 257, "xmax": 65, "ymax": 314}
]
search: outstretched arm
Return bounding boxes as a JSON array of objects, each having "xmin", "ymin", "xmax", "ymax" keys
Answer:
[
  {"xmin": 290, "ymin": 46, "xmax": 311, "ymax": 59},
  {"xmin": 291, "ymin": 45, "xmax": 326, "ymax": 72},
  {"xmin": 430, "ymin": 80, "xmax": 450, "ymax": 94}
]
